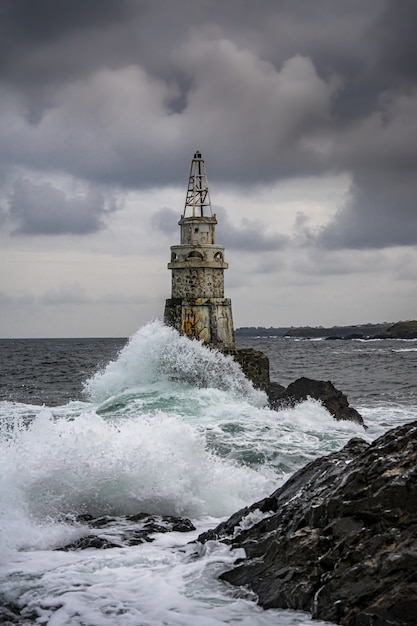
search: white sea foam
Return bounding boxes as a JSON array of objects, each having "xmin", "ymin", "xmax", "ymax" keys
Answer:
[
  {"xmin": 0, "ymin": 409, "xmax": 276, "ymax": 557},
  {"xmin": 84, "ymin": 320, "xmax": 265, "ymax": 406},
  {"xmin": 1, "ymin": 523, "xmax": 330, "ymax": 626},
  {"xmin": 2, "ymin": 323, "xmax": 414, "ymax": 625},
  {"xmin": 392, "ymin": 347, "xmax": 417, "ymax": 352},
  {"xmin": 0, "ymin": 400, "xmax": 334, "ymax": 625}
]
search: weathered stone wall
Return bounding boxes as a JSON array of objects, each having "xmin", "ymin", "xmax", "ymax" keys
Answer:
[
  {"xmin": 171, "ymin": 267, "xmax": 225, "ymax": 299},
  {"xmin": 164, "ymin": 297, "xmax": 235, "ymax": 349},
  {"xmin": 180, "ymin": 217, "xmax": 216, "ymax": 245},
  {"xmin": 169, "ymin": 244, "xmax": 227, "ymax": 265}
]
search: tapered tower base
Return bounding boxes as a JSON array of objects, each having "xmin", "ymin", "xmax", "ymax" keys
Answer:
[{"xmin": 164, "ymin": 297, "xmax": 235, "ymax": 350}]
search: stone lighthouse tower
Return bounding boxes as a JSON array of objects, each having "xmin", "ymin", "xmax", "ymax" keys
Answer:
[{"xmin": 164, "ymin": 151, "xmax": 235, "ymax": 349}]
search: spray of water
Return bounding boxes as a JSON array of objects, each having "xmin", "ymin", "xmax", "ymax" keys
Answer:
[
  {"xmin": 84, "ymin": 320, "xmax": 266, "ymax": 406},
  {"xmin": 0, "ymin": 322, "xmax": 365, "ymax": 559},
  {"xmin": 0, "ymin": 323, "xmax": 275, "ymax": 556}
]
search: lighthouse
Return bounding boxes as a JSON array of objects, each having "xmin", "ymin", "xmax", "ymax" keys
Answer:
[{"xmin": 164, "ymin": 151, "xmax": 235, "ymax": 350}]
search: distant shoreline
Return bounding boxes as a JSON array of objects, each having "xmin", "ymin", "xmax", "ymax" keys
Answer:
[{"xmin": 235, "ymin": 320, "xmax": 417, "ymax": 340}]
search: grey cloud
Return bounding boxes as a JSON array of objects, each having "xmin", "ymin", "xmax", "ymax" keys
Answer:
[
  {"xmin": 40, "ymin": 283, "xmax": 146, "ymax": 306},
  {"xmin": 0, "ymin": 286, "xmax": 146, "ymax": 308},
  {"xmin": 42, "ymin": 283, "xmax": 90, "ymax": 305},
  {"xmin": 215, "ymin": 207, "xmax": 288, "ymax": 252},
  {"xmin": 0, "ymin": 0, "xmax": 127, "ymax": 42},
  {"xmin": 0, "ymin": 50, "xmax": 338, "ymax": 188},
  {"xmin": 333, "ymin": 90, "xmax": 417, "ymax": 174},
  {"xmin": 1, "ymin": 0, "xmax": 417, "ymax": 251},
  {"xmin": 8, "ymin": 178, "xmax": 121, "ymax": 235},
  {"xmin": 317, "ymin": 88, "xmax": 417, "ymax": 249},
  {"xmin": 151, "ymin": 208, "xmax": 179, "ymax": 238},
  {"xmin": 367, "ymin": 1, "xmax": 417, "ymax": 87},
  {"xmin": 292, "ymin": 247, "xmax": 388, "ymax": 277},
  {"xmin": 152, "ymin": 206, "xmax": 287, "ymax": 252},
  {"xmin": 318, "ymin": 171, "xmax": 417, "ymax": 250},
  {"xmin": 0, "ymin": 0, "xmax": 130, "ymax": 78},
  {"xmin": 0, "ymin": 204, "xmax": 8, "ymax": 227},
  {"xmin": 0, "ymin": 291, "xmax": 35, "ymax": 306}
]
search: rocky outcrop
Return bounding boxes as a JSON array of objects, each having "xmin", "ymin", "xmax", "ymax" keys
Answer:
[
  {"xmin": 228, "ymin": 347, "xmax": 271, "ymax": 391},
  {"xmin": 56, "ymin": 513, "xmax": 195, "ymax": 551},
  {"xmin": 198, "ymin": 420, "xmax": 417, "ymax": 625},
  {"xmin": 231, "ymin": 348, "xmax": 364, "ymax": 428},
  {"xmin": 269, "ymin": 377, "xmax": 365, "ymax": 427}
]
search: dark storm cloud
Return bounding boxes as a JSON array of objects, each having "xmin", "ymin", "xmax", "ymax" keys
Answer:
[
  {"xmin": 0, "ymin": 0, "xmax": 125, "ymax": 40},
  {"xmin": 318, "ymin": 79, "xmax": 417, "ymax": 249},
  {"xmin": 8, "ymin": 179, "xmax": 120, "ymax": 235},
  {"xmin": 0, "ymin": 0, "xmax": 130, "ymax": 74},
  {"xmin": 318, "ymin": 171, "xmax": 417, "ymax": 250},
  {"xmin": 1, "ymin": 0, "xmax": 416, "ymax": 249},
  {"xmin": 367, "ymin": 1, "xmax": 417, "ymax": 86}
]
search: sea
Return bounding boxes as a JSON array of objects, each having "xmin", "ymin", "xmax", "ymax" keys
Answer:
[{"xmin": 1, "ymin": 320, "xmax": 416, "ymax": 626}]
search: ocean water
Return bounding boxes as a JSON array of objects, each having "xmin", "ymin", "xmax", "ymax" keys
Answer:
[{"xmin": 1, "ymin": 321, "xmax": 416, "ymax": 625}]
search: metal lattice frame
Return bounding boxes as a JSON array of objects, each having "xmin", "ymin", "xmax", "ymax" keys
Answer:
[{"xmin": 183, "ymin": 151, "xmax": 213, "ymax": 217}]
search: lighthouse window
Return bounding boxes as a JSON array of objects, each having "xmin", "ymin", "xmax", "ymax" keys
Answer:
[
  {"xmin": 214, "ymin": 252, "xmax": 223, "ymax": 261},
  {"xmin": 194, "ymin": 228, "xmax": 199, "ymax": 233},
  {"xmin": 188, "ymin": 251, "xmax": 203, "ymax": 259}
]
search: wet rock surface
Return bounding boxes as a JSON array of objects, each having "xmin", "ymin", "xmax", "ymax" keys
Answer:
[
  {"xmin": 228, "ymin": 347, "xmax": 271, "ymax": 391},
  {"xmin": 0, "ymin": 603, "xmax": 24, "ymax": 625},
  {"xmin": 230, "ymin": 346, "xmax": 364, "ymax": 427},
  {"xmin": 198, "ymin": 420, "xmax": 417, "ymax": 626},
  {"xmin": 56, "ymin": 513, "xmax": 196, "ymax": 551},
  {"xmin": 268, "ymin": 376, "xmax": 365, "ymax": 427}
]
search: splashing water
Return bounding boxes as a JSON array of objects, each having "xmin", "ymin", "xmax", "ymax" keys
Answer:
[
  {"xmin": 2, "ymin": 321, "xmax": 407, "ymax": 625},
  {"xmin": 84, "ymin": 320, "xmax": 265, "ymax": 405}
]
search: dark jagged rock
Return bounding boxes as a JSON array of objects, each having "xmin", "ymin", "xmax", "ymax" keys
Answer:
[
  {"xmin": 228, "ymin": 348, "xmax": 271, "ymax": 391},
  {"xmin": 0, "ymin": 602, "xmax": 40, "ymax": 625},
  {"xmin": 269, "ymin": 377, "xmax": 365, "ymax": 427},
  {"xmin": 56, "ymin": 513, "xmax": 196, "ymax": 551},
  {"xmin": 198, "ymin": 420, "xmax": 417, "ymax": 626},
  {"xmin": 267, "ymin": 381, "xmax": 287, "ymax": 403},
  {"xmin": 126, "ymin": 512, "xmax": 196, "ymax": 534},
  {"xmin": 59, "ymin": 535, "xmax": 120, "ymax": 551},
  {"xmin": 0, "ymin": 603, "xmax": 22, "ymax": 624},
  {"xmin": 229, "ymin": 347, "xmax": 363, "ymax": 427}
]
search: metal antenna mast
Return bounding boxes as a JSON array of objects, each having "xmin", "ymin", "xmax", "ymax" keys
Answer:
[{"xmin": 183, "ymin": 151, "xmax": 213, "ymax": 217}]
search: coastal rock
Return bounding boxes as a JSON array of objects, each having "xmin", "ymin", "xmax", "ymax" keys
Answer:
[
  {"xmin": 230, "ymin": 348, "xmax": 364, "ymax": 428},
  {"xmin": 267, "ymin": 380, "xmax": 286, "ymax": 400},
  {"xmin": 228, "ymin": 346, "xmax": 363, "ymax": 427},
  {"xmin": 228, "ymin": 348, "xmax": 271, "ymax": 391},
  {"xmin": 269, "ymin": 377, "xmax": 365, "ymax": 427},
  {"xmin": 0, "ymin": 604, "xmax": 21, "ymax": 624},
  {"xmin": 198, "ymin": 420, "xmax": 417, "ymax": 626},
  {"xmin": 56, "ymin": 513, "xmax": 196, "ymax": 551}
]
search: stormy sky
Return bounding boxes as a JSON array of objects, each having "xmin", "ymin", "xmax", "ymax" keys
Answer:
[{"xmin": 1, "ymin": 0, "xmax": 416, "ymax": 337}]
